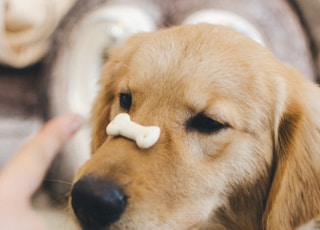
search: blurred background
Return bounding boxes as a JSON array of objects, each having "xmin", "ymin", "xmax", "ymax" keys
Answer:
[{"xmin": 0, "ymin": 0, "xmax": 319, "ymax": 228}]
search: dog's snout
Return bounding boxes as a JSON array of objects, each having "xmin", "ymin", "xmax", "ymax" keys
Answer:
[{"xmin": 71, "ymin": 176, "xmax": 127, "ymax": 229}]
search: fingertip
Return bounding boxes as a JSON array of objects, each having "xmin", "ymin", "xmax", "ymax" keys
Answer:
[
  {"xmin": 42, "ymin": 114, "xmax": 85, "ymax": 140},
  {"xmin": 0, "ymin": 114, "xmax": 86, "ymax": 200},
  {"xmin": 62, "ymin": 114, "xmax": 85, "ymax": 135}
]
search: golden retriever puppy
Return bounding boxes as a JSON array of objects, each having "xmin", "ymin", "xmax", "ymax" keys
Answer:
[{"xmin": 70, "ymin": 24, "xmax": 320, "ymax": 230}]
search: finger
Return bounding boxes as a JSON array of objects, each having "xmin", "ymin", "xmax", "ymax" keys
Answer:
[{"xmin": 0, "ymin": 114, "xmax": 83, "ymax": 201}]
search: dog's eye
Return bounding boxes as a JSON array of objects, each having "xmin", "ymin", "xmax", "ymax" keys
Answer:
[
  {"xmin": 187, "ymin": 114, "xmax": 226, "ymax": 134},
  {"xmin": 119, "ymin": 93, "xmax": 132, "ymax": 110}
]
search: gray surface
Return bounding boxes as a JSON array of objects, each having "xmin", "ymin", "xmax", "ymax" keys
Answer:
[
  {"xmin": 291, "ymin": 0, "xmax": 320, "ymax": 81},
  {"xmin": 0, "ymin": 64, "xmax": 43, "ymax": 167}
]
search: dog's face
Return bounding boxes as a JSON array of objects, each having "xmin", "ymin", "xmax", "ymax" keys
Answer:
[{"xmin": 70, "ymin": 24, "xmax": 320, "ymax": 230}]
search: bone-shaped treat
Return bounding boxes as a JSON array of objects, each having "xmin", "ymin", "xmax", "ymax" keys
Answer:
[{"xmin": 106, "ymin": 113, "xmax": 161, "ymax": 149}]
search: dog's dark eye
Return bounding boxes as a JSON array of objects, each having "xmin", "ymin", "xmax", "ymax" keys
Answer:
[
  {"xmin": 119, "ymin": 93, "xmax": 132, "ymax": 110},
  {"xmin": 187, "ymin": 113, "xmax": 226, "ymax": 134}
]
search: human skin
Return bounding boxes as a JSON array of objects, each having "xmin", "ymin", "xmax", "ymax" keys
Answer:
[{"xmin": 0, "ymin": 114, "xmax": 83, "ymax": 230}]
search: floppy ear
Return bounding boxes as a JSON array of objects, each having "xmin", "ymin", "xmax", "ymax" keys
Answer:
[
  {"xmin": 90, "ymin": 33, "xmax": 148, "ymax": 153},
  {"xmin": 262, "ymin": 69, "xmax": 320, "ymax": 229},
  {"xmin": 90, "ymin": 56, "xmax": 123, "ymax": 152}
]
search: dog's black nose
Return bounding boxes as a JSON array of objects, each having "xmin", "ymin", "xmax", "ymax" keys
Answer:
[{"xmin": 71, "ymin": 176, "xmax": 127, "ymax": 229}]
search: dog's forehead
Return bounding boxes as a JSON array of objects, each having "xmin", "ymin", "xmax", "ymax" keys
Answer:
[
  {"xmin": 122, "ymin": 26, "xmax": 268, "ymax": 83},
  {"xmin": 117, "ymin": 25, "xmax": 274, "ymax": 99},
  {"xmin": 109, "ymin": 25, "xmax": 279, "ymax": 127}
]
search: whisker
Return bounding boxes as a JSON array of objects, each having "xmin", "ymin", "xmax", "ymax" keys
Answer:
[
  {"xmin": 44, "ymin": 178, "xmax": 73, "ymax": 186},
  {"xmin": 49, "ymin": 190, "xmax": 73, "ymax": 206}
]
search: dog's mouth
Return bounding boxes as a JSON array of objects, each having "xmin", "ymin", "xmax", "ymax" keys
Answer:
[
  {"xmin": 71, "ymin": 176, "xmax": 128, "ymax": 230},
  {"xmin": 70, "ymin": 175, "xmax": 213, "ymax": 230}
]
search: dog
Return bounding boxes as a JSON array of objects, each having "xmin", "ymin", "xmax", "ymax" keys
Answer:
[{"xmin": 69, "ymin": 24, "xmax": 320, "ymax": 230}]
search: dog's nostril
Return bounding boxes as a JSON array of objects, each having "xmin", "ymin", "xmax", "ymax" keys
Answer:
[{"xmin": 71, "ymin": 176, "xmax": 127, "ymax": 229}]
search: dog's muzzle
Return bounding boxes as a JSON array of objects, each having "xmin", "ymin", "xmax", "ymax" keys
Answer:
[{"xmin": 71, "ymin": 176, "xmax": 127, "ymax": 229}]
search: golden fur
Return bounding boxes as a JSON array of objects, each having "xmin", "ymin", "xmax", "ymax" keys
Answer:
[{"xmin": 72, "ymin": 24, "xmax": 320, "ymax": 229}]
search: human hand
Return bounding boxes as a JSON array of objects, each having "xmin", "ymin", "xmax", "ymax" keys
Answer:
[{"xmin": 0, "ymin": 115, "xmax": 83, "ymax": 230}]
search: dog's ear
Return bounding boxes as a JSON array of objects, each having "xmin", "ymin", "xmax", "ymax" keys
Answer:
[
  {"xmin": 90, "ymin": 33, "xmax": 148, "ymax": 153},
  {"xmin": 262, "ymin": 68, "xmax": 320, "ymax": 229},
  {"xmin": 90, "ymin": 62, "xmax": 116, "ymax": 153}
]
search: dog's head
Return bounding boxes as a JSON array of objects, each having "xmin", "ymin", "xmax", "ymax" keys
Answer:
[{"xmin": 70, "ymin": 24, "xmax": 320, "ymax": 230}]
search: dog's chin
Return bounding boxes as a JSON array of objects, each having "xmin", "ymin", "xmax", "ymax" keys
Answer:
[
  {"xmin": 105, "ymin": 216, "xmax": 207, "ymax": 230},
  {"xmin": 74, "ymin": 204, "xmax": 213, "ymax": 230}
]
